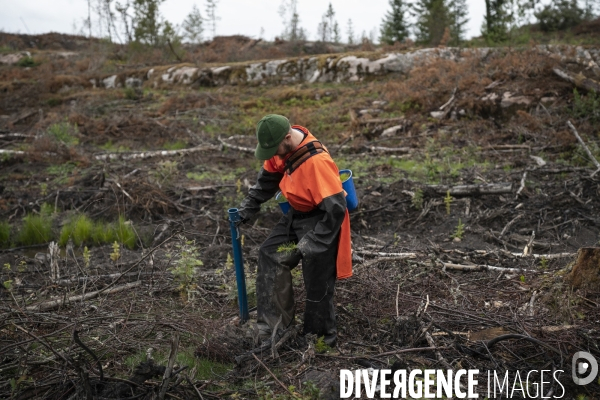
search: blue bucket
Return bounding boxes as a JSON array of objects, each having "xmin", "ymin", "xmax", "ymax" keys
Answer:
[
  {"xmin": 276, "ymin": 191, "xmax": 290, "ymax": 214},
  {"xmin": 340, "ymin": 169, "xmax": 359, "ymax": 212}
]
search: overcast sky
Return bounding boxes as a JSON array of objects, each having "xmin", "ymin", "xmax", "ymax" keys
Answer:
[{"xmin": 2, "ymin": 0, "xmax": 490, "ymax": 43}]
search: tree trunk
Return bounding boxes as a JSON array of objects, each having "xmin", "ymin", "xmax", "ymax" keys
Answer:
[{"xmin": 566, "ymin": 247, "xmax": 600, "ymax": 290}]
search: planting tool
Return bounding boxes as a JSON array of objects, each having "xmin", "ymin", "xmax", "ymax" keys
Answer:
[{"xmin": 228, "ymin": 208, "xmax": 249, "ymax": 322}]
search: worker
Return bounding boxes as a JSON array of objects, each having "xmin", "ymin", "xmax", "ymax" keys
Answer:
[{"xmin": 237, "ymin": 114, "xmax": 352, "ymax": 347}]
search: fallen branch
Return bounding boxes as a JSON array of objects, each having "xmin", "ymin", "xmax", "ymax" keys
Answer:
[
  {"xmin": 500, "ymin": 214, "xmax": 523, "ymax": 237},
  {"xmin": 362, "ymin": 256, "xmax": 416, "ymax": 268},
  {"xmin": 363, "ymin": 145, "xmax": 411, "ymax": 153},
  {"xmin": 442, "ymin": 262, "xmax": 530, "ymax": 273},
  {"xmin": 26, "ymin": 281, "xmax": 141, "ymax": 311},
  {"xmin": 158, "ymin": 333, "xmax": 180, "ymax": 400},
  {"xmin": 358, "ymin": 116, "xmax": 405, "ymax": 125},
  {"xmin": 567, "ymin": 120, "xmax": 600, "ymax": 177},
  {"xmin": 515, "ymin": 171, "xmax": 527, "ymax": 198},
  {"xmin": 355, "ymin": 250, "xmax": 417, "ymax": 258},
  {"xmin": 218, "ymin": 136, "xmax": 255, "ymax": 153},
  {"xmin": 553, "ymin": 68, "xmax": 600, "ymax": 93},
  {"xmin": 94, "ymin": 144, "xmax": 220, "ymax": 161},
  {"xmin": 510, "ymin": 252, "xmax": 575, "ymax": 259},
  {"xmin": 253, "ymin": 353, "xmax": 300, "ymax": 399},
  {"xmin": 0, "ymin": 133, "xmax": 34, "ymax": 139},
  {"xmin": 426, "ymin": 183, "xmax": 512, "ymax": 196},
  {"xmin": 0, "ymin": 149, "xmax": 26, "ymax": 156},
  {"xmin": 431, "ymin": 87, "xmax": 456, "ymax": 119}
]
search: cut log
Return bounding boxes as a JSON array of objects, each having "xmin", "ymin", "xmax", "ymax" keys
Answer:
[
  {"xmin": 426, "ymin": 183, "xmax": 512, "ymax": 196},
  {"xmin": 553, "ymin": 68, "xmax": 600, "ymax": 93},
  {"xmin": 566, "ymin": 247, "xmax": 600, "ymax": 290}
]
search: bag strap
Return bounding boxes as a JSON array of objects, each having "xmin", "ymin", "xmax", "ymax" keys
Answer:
[{"xmin": 284, "ymin": 141, "xmax": 327, "ymax": 175}]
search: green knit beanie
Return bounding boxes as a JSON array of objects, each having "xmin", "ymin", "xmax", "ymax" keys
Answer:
[{"xmin": 255, "ymin": 114, "xmax": 290, "ymax": 160}]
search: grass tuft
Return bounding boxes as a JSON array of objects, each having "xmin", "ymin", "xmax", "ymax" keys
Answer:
[
  {"xmin": 59, "ymin": 214, "xmax": 94, "ymax": 246},
  {"xmin": 0, "ymin": 221, "xmax": 11, "ymax": 247},
  {"xmin": 115, "ymin": 216, "xmax": 137, "ymax": 249},
  {"xmin": 18, "ymin": 212, "xmax": 53, "ymax": 246}
]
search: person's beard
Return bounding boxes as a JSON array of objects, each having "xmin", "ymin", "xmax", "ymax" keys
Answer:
[{"xmin": 277, "ymin": 141, "xmax": 295, "ymax": 159}]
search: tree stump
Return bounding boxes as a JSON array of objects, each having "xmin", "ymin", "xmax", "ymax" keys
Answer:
[{"xmin": 566, "ymin": 247, "xmax": 600, "ymax": 290}]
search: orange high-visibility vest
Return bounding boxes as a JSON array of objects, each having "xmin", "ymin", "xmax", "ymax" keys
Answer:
[{"xmin": 263, "ymin": 125, "xmax": 352, "ymax": 280}]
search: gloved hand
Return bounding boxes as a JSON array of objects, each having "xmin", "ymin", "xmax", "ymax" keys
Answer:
[
  {"xmin": 235, "ymin": 208, "xmax": 250, "ymax": 227},
  {"xmin": 278, "ymin": 248, "xmax": 302, "ymax": 267}
]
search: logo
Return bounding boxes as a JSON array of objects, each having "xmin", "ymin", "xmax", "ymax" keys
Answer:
[{"xmin": 572, "ymin": 351, "xmax": 598, "ymax": 385}]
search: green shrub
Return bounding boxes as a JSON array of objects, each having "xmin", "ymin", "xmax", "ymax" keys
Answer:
[
  {"xmin": 0, "ymin": 221, "xmax": 11, "ymax": 247},
  {"xmin": 18, "ymin": 212, "xmax": 53, "ymax": 246},
  {"xmin": 46, "ymin": 98, "xmax": 62, "ymax": 107},
  {"xmin": 572, "ymin": 89, "xmax": 600, "ymax": 124},
  {"xmin": 16, "ymin": 56, "xmax": 37, "ymax": 67},
  {"xmin": 47, "ymin": 120, "xmax": 79, "ymax": 145},
  {"xmin": 535, "ymin": 0, "xmax": 584, "ymax": 32},
  {"xmin": 123, "ymin": 87, "xmax": 142, "ymax": 100}
]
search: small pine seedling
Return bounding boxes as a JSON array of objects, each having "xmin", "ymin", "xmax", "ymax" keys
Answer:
[
  {"xmin": 412, "ymin": 189, "xmax": 424, "ymax": 210},
  {"xmin": 83, "ymin": 246, "xmax": 91, "ymax": 269},
  {"xmin": 452, "ymin": 219, "xmax": 465, "ymax": 239},
  {"xmin": 444, "ymin": 190, "xmax": 453, "ymax": 215},
  {"xmin": 277, "ymin": 242, "xmax": 297, "ymax": 254},
  {"xmin": 314, "ymin": 336, "xmax": 331, "ymax": 353},
  {"xmin": 110, "ymin": 241, "xmax": 121, "ymax": 262}
]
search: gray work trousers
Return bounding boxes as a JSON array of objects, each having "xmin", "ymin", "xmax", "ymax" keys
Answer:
[{"xmin": 256, "ymin": 211, "xmax": 337, "ymax": 344}]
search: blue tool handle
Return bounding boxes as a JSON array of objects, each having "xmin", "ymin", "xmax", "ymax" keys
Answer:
[{"xmin": 228, "ymin": 208, "xmax": 249, "ymax": 322}]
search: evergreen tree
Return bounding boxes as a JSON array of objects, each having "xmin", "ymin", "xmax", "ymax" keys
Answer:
[
  {"xmin": 379, "ymin": 0, "xmax": 409, "ymax": 45},
  {"xmin": 325, "ymin": 3, "xmax": 336, "ymax": 40},
  {"xmin": 205, "ymin": 0, "xmax": 219, "ymax": 39},
  {"xmin": 535, "ymin": 0, "xmax": 584, "ymax": 31},
  {"xmin": 317, "ymin": 18, "xmax": 329, "ymax": 42},
  {"xmin": 317, "ymin": 3, "xmax": 338, "ymax": 42},
  {"xmin": 447, "ymin": 0, "xmax": 469, "ymax": 45},
  {"xmin": 182, "ymin": 4, "xmax": 203, "ymax": 44},
  {"xmin": 133, "ymin": 0, "xmax": 165, "ymax": 46},
  {"xmin": 278, "ymin": 0, "xmax": 305, "ymax": 41},
  {"xmin": 333, "ymin": 21, "xmax": 341, "ymax": 43},
  {"xmin": 482, "ymin": 0, "xmax": 509, "ymax": 43},
  {"xmin": 413, "ymin": 0, "xmax": 451, "ymax": 45},
  {"xmin": 346, "ymin": 19, "xmax": 355, "ymax": 44}
]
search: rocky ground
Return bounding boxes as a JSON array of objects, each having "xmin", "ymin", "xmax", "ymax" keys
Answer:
[{"xmin": 1, "ymin": 34, "xmax": 600, "ymax": 399}]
